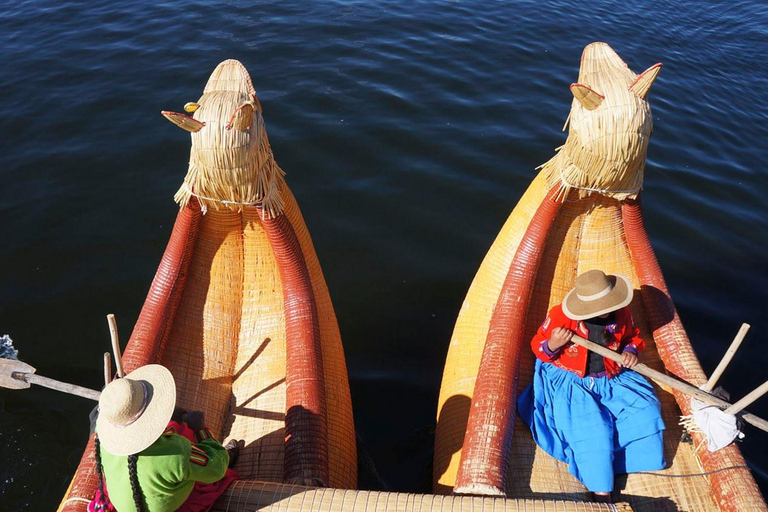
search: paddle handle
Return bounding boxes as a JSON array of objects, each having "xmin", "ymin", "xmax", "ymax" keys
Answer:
[
  {"xmin": 702, "ymin": 323, "xmax": 750, "ymax": 393},
  {"xmin": 104, "ymin": 352, "xmax": 112, "ymax": 386},
  {"xmin": 569, "ymin": 334, "xmax": 768, "ymax": 434},
  {"xmin": 13, "ymin": 372, "xmax": 101, "ymax": 401},
  {"xmin": 107, "ymin": 314, "xmax": 125, "ymax": 378},
  {"xmin": 725, "ymin": 379, "xmax": 768, "ymax": 415}
]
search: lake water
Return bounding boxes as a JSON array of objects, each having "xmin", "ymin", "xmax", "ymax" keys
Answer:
[{"xmin": 1, "ymin": 0, "xmax": 767, "ymax": 509}]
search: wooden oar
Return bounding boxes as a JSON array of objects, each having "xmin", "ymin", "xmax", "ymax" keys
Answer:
[
  {"xmin": 725, "ymin": 379, "xmax": 768, "ymax": 415},
  {"xmin": 569, "ymin": 334, "xmax": 768, "ymax": 434},
  {"xmin": 0, "ymin": 357, "xmax": 101, "ymax": 401},
  {"xmin": 702, "ymin": 323, "xmax": 750, "ymax": 393}
]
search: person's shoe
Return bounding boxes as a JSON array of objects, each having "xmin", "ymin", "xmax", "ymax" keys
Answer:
[
  {"xmin": 225, "ymin": 439, "xmax": 242, "ymax": 468},
  {"xmin": 591, "ymin": 492, "xmax": 613, "ymax": 503}
]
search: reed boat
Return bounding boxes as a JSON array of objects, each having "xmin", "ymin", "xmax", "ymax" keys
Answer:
[
  {"xmin": 433, "ymin": 42, "xmax": 768, "ymax": 511},
  {"xmin": 57, "ymin": 59, "xmax": 631, "ymax": 512},
  {"xmin": 57, "ymin": 59, "xmax": 359, "ymax": 510}
]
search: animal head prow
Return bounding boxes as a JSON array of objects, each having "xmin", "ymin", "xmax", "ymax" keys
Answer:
[
  {"xmin": 541, "ymin": 42, "xmax": 663, "ymax": 202},
  {"xmin": 162, "ymin": 59, "xmax": 286, "ymax": 218}
]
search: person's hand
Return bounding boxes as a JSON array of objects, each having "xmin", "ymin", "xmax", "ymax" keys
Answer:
[
  {"xmin": 171, "ymin": 406, "xmax": 188, "ymax": 423},
  {"xmin": 185, "ymin": 411, "xmax": 206, "ymax": 431},
  {"xmin": 622, "ymin": 351, "xmax": 638, "ymax": 368},
  {"xmin": 547, "ymin": 327, "xmax": 573, "ymax": 351}
]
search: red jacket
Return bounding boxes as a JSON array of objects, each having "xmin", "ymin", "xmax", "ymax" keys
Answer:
[{"xmin": 531, "ymin": 304, "xmax": 645, "ymax": 378}]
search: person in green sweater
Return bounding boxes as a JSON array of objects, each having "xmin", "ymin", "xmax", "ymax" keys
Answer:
[{"xmin": 92, "ymin": 364, "xmax": 239, "ymax": 512}]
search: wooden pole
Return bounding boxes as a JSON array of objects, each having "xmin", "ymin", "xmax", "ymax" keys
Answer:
[
  {"xmin": 107, "ymin": 314, "xmax": 125, "ymax": 378},
  {"xmin": 12, "ymin": 372, "xmax": 101, "ymax": 401},
  {"xmin": 103, "ymin": 352, "xmax": 112, "ymax": 386},
  {"xmin": 725, "ymin": 379, "xmax": 768, "ymax": 415},
  {"xmin": 569, "ymin": 334, "xmax": 768, "ymax": 434},
  {"xmin": 702, "ymin": 323, "xmax": 750, "ymax": 393}
]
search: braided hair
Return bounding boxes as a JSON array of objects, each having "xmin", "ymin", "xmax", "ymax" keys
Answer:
[
  {"xmin": 94, "ymin": 436, "xmax": 106, "ymax": 498},
  {"xmin": 94, "ymin": 435, "xmax": 147, "ymax": 512},
  {"xmin": 127, "ymin": 454, "xmax": 146, "ymax": 512}
]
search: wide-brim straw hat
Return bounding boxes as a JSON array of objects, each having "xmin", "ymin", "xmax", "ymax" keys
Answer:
[
  {"xmin": 96, "ymin": 364, "xmax": 176, "ymax": 456},
  {"xmin": 561, "ymin": 269, "xmax": 633, "ymax": 321}
]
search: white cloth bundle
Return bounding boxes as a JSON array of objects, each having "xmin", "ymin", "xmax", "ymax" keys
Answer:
[{"xmin": 690, "ymin": 398, "xmax": 745, "ymax": 452}]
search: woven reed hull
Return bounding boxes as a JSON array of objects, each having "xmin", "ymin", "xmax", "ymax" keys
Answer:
[
  {"xmin": 58, "ymin": 185, "xmax": 357, "ymax": 511},
  {"xmin": 434, "ymin": 171, "xmax": 767, "ymax": 511}
]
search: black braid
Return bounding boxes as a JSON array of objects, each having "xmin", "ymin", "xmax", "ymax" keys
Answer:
[
  {"xmin": 94, "ymin": 436, "xmax": 105, "ymax": 497},
  {"xmin": 127, "ymin": 454, "xmax": 146, "ymax": 512}
]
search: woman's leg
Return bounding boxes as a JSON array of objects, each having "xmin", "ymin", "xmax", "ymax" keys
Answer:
[
  {"xmin": 552, "ymin": 374, "xmax": 616, "ymax": 493},
  {"xmin": 601, "ymin": 371, "xmax": 666, "ymax": 474}
]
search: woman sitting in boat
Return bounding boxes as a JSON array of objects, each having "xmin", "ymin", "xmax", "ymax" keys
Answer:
[
  {"xmin": 91, "ymin": 364, "xmax": 240, "ymax": 512},
  {"xmin": 517, "ymin": 270, "xmax": 666, "ymax": 502}
]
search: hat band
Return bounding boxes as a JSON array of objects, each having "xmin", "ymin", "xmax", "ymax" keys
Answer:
[
  {"xmin": 576, "ymin": 284, "xmax": 613, "ymax": 302},
  {"xmin": 116, "ymin": 381, "xmax": 149, "ymax": 428}
]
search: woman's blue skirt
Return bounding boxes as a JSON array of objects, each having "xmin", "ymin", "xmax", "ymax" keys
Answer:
[{"xmin": 517, "ymin": 360, "xmax": 666, "ymax": 492}]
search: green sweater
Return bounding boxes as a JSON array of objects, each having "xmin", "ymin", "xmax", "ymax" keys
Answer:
[{"xmin": 100, "ymin": 428, "xmax": 229, "ymax": 512}]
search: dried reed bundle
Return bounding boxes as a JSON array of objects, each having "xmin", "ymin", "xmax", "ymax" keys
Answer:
[
  {"xmin": 166, "ymin": 60, "xmax": 287, "ymax": 218},
  {"xmin": 539, "ymin": 43, "xmax": 661, "ymax": 201}
]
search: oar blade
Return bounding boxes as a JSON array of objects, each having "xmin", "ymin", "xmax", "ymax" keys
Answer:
[{"xmin": 0, "ymin": 357, "xmax": 36, "ymax": 389}]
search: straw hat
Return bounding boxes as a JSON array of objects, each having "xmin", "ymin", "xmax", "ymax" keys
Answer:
[
  {"xmin": 96, "ymin": 364, "xmax": 176, "ymax": 456},
  {"xmin": 561, "ymin": 270, "xmax": 633, "ymax": 320}
]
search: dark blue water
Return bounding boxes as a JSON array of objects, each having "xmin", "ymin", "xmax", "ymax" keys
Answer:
[{"xmin": 1, "ymin": 0, "xmax": 767, "ymax": 509}]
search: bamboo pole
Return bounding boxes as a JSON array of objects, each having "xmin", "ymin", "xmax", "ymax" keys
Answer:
[
  {"xmin": 725, "ymin": 379, "xmax": 768, "ymax": 415},
  {"xmin": 107, "ymin": 314, "xmax": 125, "ymax": 378},
  {"xmin": 12, "ymin": 372, "xmax": 101, "ymax": 401},
  {"xmin": 569, "ymin": 334, "xmax": 768, "ymax": 433},
  {"xmin": 702, "ymin": 323, "xmax": 750, "ymax": 393},
  {"xmin": 103, "ymin": 352, "xmax": 112, "ymax": 386}
]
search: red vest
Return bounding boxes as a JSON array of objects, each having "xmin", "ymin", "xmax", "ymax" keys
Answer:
[{"xmin": 531, "ymin": 304, "xmax": 645, "ymax": 378}]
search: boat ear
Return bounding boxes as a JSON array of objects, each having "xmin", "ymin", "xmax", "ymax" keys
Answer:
[
  {"xmin": 630, "ymin": 63, "xmax": 663, "ymax": 99},
  {"xmin": 226, "ymin": 97, "xmax": 261, "ymax": 131},
  {"xmin": 570, "ymin": 83, "xmax": 604, "ymax": 110},
  {"xmin": 161, "ymin": 111, "xmax": 206, "ymax": 133}
]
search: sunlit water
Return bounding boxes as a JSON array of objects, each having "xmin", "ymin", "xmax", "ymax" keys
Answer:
[{"xmin": 1, "ymin": 1, "xmax": 767, "ymax": 509}]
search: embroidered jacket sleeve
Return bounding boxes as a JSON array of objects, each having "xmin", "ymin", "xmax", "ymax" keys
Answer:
[
  {"xmin": 183, "ymin": 429, "xmax": 230, "ymax": 484},
  {"xmin": 531, "ymin": 307, "xmax": 566, "ymax": 362}
]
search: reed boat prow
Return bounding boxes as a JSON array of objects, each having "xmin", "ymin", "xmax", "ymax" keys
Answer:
[{"xmin": 434, "ymin": 43, "xmax": 767, "ymax": 511}]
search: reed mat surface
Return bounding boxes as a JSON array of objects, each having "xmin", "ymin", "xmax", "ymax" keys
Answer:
[{"xmin": 214, "ymin": 480, "xmax": 634, "ymax": 512}]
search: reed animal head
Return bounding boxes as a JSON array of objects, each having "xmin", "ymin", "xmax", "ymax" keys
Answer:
[
  {"xmin": 162, "ymin": 59, "xmax": 285, "ymax": 217},
  {"xmin": 541, "ymin": 42, "xmax": 662, "ymax": 200}
]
